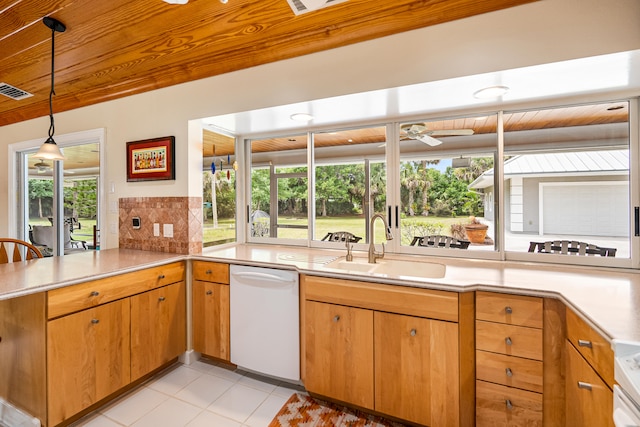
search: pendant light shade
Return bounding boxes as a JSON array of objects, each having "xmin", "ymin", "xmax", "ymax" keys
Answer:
[{"xmin": 34, "ymin": 17, "xmax": 66, "ymax": 161}]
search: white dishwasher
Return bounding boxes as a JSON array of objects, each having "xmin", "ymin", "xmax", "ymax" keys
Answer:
[{"xmin": 229, "ymin": 264, "xmax": 300, "ymax": 381}]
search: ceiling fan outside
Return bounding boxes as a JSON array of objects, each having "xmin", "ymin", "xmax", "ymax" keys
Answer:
[{"xmin": 400, "ymin": 123, "xmax": 474, "ymax": 146}]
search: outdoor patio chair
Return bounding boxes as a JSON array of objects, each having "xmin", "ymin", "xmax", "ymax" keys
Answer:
[
  {"xmin": 410, "ymin": 235, "xmax": 471, "ymax": 249},
  {"xmin": 321, "ymin": 232, "xmax": 362, "ymax": 243},
  {"xmin": 528, "ymin": 240, "xmax": 617, "ymax": 257},
  {"xmin": 0, "ymin": 238, "xmax": 43, "ymax": 263}
]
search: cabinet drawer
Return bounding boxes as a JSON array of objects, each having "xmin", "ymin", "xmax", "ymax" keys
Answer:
[
  {"xmin": 565, "ymin": 341, "xmax": 614, "ymax": 427},
  {"xmin": 566, "ymin": 308, "xmax": 614, "ymax": 388},
  {"xmin": 476, "ymin": 350, "xmax": 543, "ymax": 393},
  {"xmin": 476, "ymin": 321, "xmax": 543, "ymax": 361},
  {"xmin": 192, "ymin": 261, "xmax": 229, "ymax": 284},
  {"xmin": 476, "ymin": 291, "xmax": 543, "ymax": 328},
  {"xmin": 47, "ymin": 262, "xmax": 185, "ymax": 319},
  {"xmin": 476, "ymin": 380, "xmax": 542, "ymax": 427},
  {"xmin": 302, "ymin": 275, "xmax": 458, "ymax": 322}
]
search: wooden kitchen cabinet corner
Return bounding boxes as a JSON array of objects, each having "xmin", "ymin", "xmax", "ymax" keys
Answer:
[
  {"xmin": 192, "ymin": 280, "xmax": 230, "ymax": 361},
  {"xmin": 374, "ymin": 311, "xmax": 459, "ymax": 426},
  {"xmin": 304, "ymin": 300, "xmax": 374, "ymax": 410},
  {"xmin": 47, "ymin": 298, "xmax": 131, "ymax": 427},
  {"xmin": 130, "ymin": 281, "xmax": 186, "ymax": 381}
]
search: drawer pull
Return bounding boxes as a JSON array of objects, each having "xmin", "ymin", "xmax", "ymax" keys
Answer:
[
  {"xmin": 158, "ymin": 274, "xmax": 166, "ymax": 279},
  {"xmin": 91, "ymin": 319, "xmax": 99, "ymax": 324},
  {"xmin": 333, "ymin": 315, "xmax": 340, "ymax": 322},
  {"xmin": 158, "ymin": 296, "xmax": 166, "ymax": 302},
  {"xmin": 505, "ymin": 306, "xmax": 513, "ymax": 314},
  {"xmin": 206, "ymin": 290, "xmax": 213, "ymax": 295},
  {"xmin": 578, "ymin": 381, "xmax": 593, "ymax": 391},
  {"xmin": 505, "ymin": 399, "xmax": 513, "ymax": 410},
  {"xmin": 505, "ymin": 337, "xmax": 513, "ymax": 346},
  {"xmin": 505, "ymin": 367, "xmax": 513, "ymax": 377},
  {"xmin": 90, "ymin": 291, "xmax": 100, "ymax": 297},
  {"xmin": 410, "ymin": 329, "xmax": 417, "ymax": 337},
  {"xmin": 205, "ymin": 269, "xmax": 212, "ymax": 274},
  {"xmin": 578, "ymin": 339, "xmax": 593, "ymax": 348}
]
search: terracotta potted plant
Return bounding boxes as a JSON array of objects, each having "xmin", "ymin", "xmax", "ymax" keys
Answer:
[{"xmin": 464, "ymin": 216, "xmax": 489, "ymax": 244}]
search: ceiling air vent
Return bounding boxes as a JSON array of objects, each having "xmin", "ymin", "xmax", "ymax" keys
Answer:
[
  {"xmin": 287, "ymin": 0, "xmax": 348, "ymax": 15},
  {"xmin": 0, "ymin": 83, "xmax": 33, "ymax": 100}
]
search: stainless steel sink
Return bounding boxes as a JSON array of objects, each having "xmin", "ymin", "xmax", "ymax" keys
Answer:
[{"xmin": 325, "ymin": 257, "xmax": 446, "ymax": 279}]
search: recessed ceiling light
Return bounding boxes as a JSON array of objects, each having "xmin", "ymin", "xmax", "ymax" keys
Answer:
[
  {"xmin": 473, "ymin": 85, "xmax": 510, "ymax": 99},
  {"xmin": 290, "ymin": 113, "xmax": 314, "ymax": 122}
]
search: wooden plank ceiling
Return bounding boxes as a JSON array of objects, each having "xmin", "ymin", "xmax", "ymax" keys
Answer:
[{"xmin": 1, "ymin": 0, "xmax": 538, "ymax": 127}]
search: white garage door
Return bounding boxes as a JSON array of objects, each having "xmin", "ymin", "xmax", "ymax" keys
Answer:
[{"xmin": 542, "ymin": 183, "xmax": 629, "ymax": 237}]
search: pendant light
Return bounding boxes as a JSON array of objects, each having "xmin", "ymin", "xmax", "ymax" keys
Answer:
[{"xmin": 34, "ymin": 17, "xmax": 66, "ymax": 161}]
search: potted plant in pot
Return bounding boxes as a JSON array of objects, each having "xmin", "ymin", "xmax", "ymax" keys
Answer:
[{"xmin": 463, "ymin": 216, "xmax": 489, "ymax": 244}]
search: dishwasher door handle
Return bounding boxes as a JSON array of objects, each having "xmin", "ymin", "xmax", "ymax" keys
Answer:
[{"xmin": 231, "ymin": 271, "xmax": 297, "ymax": 286}]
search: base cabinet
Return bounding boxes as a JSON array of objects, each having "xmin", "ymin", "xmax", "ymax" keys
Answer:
[
  {"xmin": 565, "ymin": 342, "xmax": 613, "ymax": 427},
  {"xmin": 302, "ymin": 275, "xmax": 469, "ymax": 426},
  {"xmin": 130, "ymin": 282, "xmax": 186, "ymax": 381},
  {"xmin": 192, "ymin": 261, "xmax": 230, "ymax": 361},
  {"xmin": 304, "ymin": 301, "xmax": 374, "ymax": 409},
  {"xmin": 374, "ymin": 311, "xmax": 459, "ymax": 426},
  {"xmin": 45, "ymin": 262, "xmax": 186, "ymax": 426},
  {"xmin": 47, "ymin": 299, "xmax": 131, "ymax": 427}
]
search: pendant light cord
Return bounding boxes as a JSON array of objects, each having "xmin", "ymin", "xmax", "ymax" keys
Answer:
[{"xmin": 48, "ymin": 25, "xmax": 56, "ymax": 141}]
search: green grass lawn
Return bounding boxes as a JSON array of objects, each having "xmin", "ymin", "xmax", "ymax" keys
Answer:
[{"xmin": 204, "ymin": 215, "xmax": 467, "ymax": 246}]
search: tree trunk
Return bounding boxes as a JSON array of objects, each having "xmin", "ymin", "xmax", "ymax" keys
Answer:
[{"xmin": 211, "ymin": 174, "xmax": 218, "ymax": 228}]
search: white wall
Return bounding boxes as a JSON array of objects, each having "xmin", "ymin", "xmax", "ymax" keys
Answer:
[{"xmin": 2, "ymin": 0, "xmax": 639, "ymax": 248}]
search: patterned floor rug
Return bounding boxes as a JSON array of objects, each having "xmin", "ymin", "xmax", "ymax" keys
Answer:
[{"xmin": 269, "ymin": 393, "xmax": 407, "ymax": 427}]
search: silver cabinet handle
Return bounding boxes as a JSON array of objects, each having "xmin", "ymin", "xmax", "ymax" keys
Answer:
[
  {"xmin": 205, "ymin": 269, "xmax": 212, "ymax": 275},
  {"xmin": 578, "ymin": 340, "xmax": 593, "ymax": 348},
  {"xmin": 158, "ymin": 274, "xmax": 166, "ymax": 279},
  {"xmin": 505, "ymin": 399, "xmax": 513, "ymax": 410},
  {"xmin": 206, "ymin": 290, "xmax": 213, "ymax": 295},
  {"xmin": 158, "ymin": 296, "xmax": 166, "ymax": 302},
  {"xmin": 410, "ymin": 329, "xmax": 417, "ymax": 337},
  {"xmin": 333, "ymin": 315, "xmax": 340, "ymax": 322},
  {"xmin": 505, "ymin": 368, "xmax": 513, "ymax": 377},
  {"xmin": 578, "ymin": 381, "xmax": 593, "ymax": 390},
  {"xmin": 91, "ymin": 319, "xmax": 99, "ymax": 324},
  {"xmin": 90, "ymin": 291, "xmax": 99, "ymax": 297},
  {"xmin": 505, "ymin": 337, "xmax": 513, "ymax": 346},
  {"xmin": 505, "ymin": 306, "xmax": 513, "ymax": 314}
]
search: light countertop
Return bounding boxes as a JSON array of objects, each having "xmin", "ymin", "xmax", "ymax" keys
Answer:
[
  {"xmin": 0, "ymin": 249, "xmax": 184, "ymax": 300},
  {"xmin": 1, "ymin": 245, "xmax": 639, "ymax": 345},
  {"xmin": 197, "ymin": 244, "xmax": 640, "ymax": 344}
]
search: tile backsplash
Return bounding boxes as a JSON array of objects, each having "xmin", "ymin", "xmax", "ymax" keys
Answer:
[{"xmin": 119, "ymin": 197, "xmax": 203, "ymax": 254}]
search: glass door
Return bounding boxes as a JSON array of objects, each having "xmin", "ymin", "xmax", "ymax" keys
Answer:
[{"xmin": 20, "ymin": 142, "xmax": 100, "ymax": 256}]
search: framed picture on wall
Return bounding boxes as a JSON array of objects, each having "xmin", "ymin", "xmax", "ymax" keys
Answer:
[{"xmin": 126, "ymin": 136, "xmax": 175, "ymax": 182}]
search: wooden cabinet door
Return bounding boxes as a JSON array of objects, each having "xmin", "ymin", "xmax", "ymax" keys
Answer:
[
  {"xmin": 566, "ymin": 341, "xmax": 614, "ymax": 427},
  {"xmin": 192, "ymin": 280, "xmax": 230, "ymax": 361},
  {"xmin": 130, "ymin": 282, "xmax": 186, "ymax": 381},
  {"xmin": 374, "ymin": 312, "xmax": 459, "ymax": 426},
  {"xmin": 304, "ymin": 301, "xmax": 374, "ymax": 409},
  {"xmin": 47, "ymin": 299, "xmax": 130, "ymax": 426}
]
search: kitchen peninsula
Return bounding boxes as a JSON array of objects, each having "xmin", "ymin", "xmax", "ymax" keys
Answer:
[{"xmin": 1, "ymin": 246, "xmax": 639, "ymax": 426}]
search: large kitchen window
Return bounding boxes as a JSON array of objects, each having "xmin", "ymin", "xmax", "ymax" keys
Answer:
[
  {"xmin": 249, "ymin": 133, "xmax": 308, "ymax": 242},
  {"xmin": 313, "ymin": 126, "xmax": 387, "ymax": 245},
  {"xmin": 203, "ymin": 129, "xmax": 237, "ymax": 247},
  {"xmin": 500, "ymin": 102, "xmax": 631, "ymax": 264},
  {"xmin": 396, "ymin": 115, "xmax": 498, "ymax": 256},
  {"xmin": 243, "ymin": 99, "xmax": 637, "ymax": 268}
]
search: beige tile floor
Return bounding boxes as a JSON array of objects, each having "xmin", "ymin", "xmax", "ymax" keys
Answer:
[{"xmin": 71, "ymin": 359, "xmax": 303, "ymax": 427}]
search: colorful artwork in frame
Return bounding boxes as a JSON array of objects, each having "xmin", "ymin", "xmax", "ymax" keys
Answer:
[{"xmin": 126, "ymin": 136, "xmax": 175, "ymax": 182}]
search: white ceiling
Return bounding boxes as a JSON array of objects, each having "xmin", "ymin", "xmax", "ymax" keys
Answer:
[{"xmin": 202, "ymin": 49, "xmax": 640, "ymax": 138}]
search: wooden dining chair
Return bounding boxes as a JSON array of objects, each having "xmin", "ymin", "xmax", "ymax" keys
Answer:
[{"xmin": 0, "ymin": 238, "xmax": 44, "ymax": 263}]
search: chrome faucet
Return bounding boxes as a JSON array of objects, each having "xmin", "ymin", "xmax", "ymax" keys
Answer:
[{"xmin": 368, "ymin": 213, "xmax": 393, "ymax": 263}]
